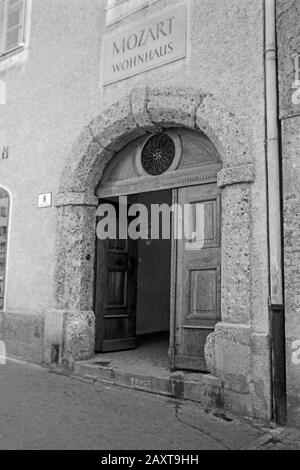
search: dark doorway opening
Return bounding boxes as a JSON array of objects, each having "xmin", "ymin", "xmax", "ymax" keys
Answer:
[
  {"xmin": 136, "ymin": 190, "xmax": 172, "ymax": 343},
  {"xmin": 95, "ymin": 189, "xmax": 172, "ymax": 370}
]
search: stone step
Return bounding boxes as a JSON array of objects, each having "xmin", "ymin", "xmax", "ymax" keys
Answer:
[{"xmin": 73, "ymin": 360, "xmax": 224, "ymax": 410}]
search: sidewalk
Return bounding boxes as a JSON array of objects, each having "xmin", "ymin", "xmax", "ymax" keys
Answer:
[
  {"xmin": 241, "ymin": 427, "xmax": 300, "ymax": 450},
  {"xmin": 0, "ymin": 358, "xmax": 299, "ymax": 450}
]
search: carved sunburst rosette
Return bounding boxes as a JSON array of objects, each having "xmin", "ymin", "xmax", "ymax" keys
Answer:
[{"xmin": 136, "ymin": 131, "xmax": 182, "ymax": 177}]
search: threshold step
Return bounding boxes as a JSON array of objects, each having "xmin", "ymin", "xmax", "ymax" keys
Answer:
[{"xmin": 73, "ymin": 359, "xmax": 224, "ymax": 410}]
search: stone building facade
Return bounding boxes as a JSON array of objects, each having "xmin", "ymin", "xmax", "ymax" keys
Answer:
[
  {"xmin": 0, "ymin": 0, "xmax": 298, "ymax": 427},
  {"xmin": 277, "ymin": 0, "xmax": 300, "ymax": 429}
]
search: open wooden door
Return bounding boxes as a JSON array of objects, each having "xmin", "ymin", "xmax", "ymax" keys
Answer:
[
  {"xmin": 95, "ymin": 199, "xmax": 138, "ymax": 353},
  {"xmin": 174, "ymin": 184, "xmax": 221, "ymax": 371}
]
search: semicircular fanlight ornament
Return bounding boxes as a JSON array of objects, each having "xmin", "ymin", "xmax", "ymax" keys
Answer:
[{"xmin": 141, "ymin": 134, "xmax": 176, "ymax": 176}]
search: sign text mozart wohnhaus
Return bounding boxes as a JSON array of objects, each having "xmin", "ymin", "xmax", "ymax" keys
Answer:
[{"xmin": 103, "ymin": 5, "xmax": 186, "ymax": 85}]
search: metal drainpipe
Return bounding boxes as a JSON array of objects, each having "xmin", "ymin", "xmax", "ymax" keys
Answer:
[{"xmin": 264, "ymin": 0, "xmax": 287, "ymax": 425}]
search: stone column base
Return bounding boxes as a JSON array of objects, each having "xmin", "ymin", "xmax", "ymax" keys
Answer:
[
  {"xmin": 44, "ymin": 310, "xmax": 95, "ymax": 369},
  {"xmin": 205, "ymin": 322, "xmax": 272, "ymax": 421}
]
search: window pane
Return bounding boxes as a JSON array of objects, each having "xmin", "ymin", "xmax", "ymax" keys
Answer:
[
  {"xmin": 0, "ymin": 188, "xmax": 9, "ymax": 310},
  {"xmin": 4, "ymin": 0, "xmax": 24, "ymax": 53},
  {"xmin": 6, "ymin": 26, "xmax": 21, "ymax": 49},
  {"xmin": 7, "ymin": 6, "xmax": 23, "ymax": 29}
]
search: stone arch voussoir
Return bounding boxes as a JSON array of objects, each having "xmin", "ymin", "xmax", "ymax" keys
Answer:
[{"xmin": 58, "ymin": 86, "xmax": 252, "ymax": 196}]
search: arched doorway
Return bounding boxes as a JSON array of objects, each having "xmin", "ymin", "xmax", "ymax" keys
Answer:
[
  {"xmin": 53, "ymin": 86, "xmax": 272, "ymax": 420},
  {"xmin": 55, "ymin": 86, "xmax": 257, "ymax": 394},
  {"xmin": 94, "ymin": 127, "xmax": 222, "ymax": 371}
]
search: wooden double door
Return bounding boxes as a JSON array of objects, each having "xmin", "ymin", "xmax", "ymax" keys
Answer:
[{"xmin": 95, "ymin": 184, "xmax": 221, "ymax": 372}]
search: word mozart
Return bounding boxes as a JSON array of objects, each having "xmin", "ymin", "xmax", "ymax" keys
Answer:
[
  {"xmin": 112, "ymin": 15, "xmax": 175, "ymax": 57},
  {"xmin": 103, "ymin": 5, "xmax": 186, "ymax": 85}
]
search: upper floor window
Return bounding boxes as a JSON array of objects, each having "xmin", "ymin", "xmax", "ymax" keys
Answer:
[
  {"xmin": 106, "ymin": 0, "xmax": 158, "ymax": 26},
  {"xmin": 0, "ymin": 0, "xmax": 27, "ymax": 58},
  {"xmin": 0, "ymin": 187, "xmax": 9, "ymax": 310}
]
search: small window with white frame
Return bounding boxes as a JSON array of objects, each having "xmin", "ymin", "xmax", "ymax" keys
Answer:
[
  {"xmin": 106, "ymin": 0, "xmax": 158, "ymax": 26},
  {"xmin": 0, "ymin": 0, "xmax": 29, "ymax": 58}
]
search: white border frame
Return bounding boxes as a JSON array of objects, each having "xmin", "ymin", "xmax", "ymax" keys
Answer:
[{"xmin": 0, "ymin": 183, "xmax": 12, "ymax": 312}]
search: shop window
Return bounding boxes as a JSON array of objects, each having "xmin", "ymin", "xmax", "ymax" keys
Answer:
[
  {"xmin": 0, "ymin": 0, "xmax": 30, "ymax": 58},
  {"xmin": 0, "ymin": 187, "xmax": 9, "ymax": 310}
]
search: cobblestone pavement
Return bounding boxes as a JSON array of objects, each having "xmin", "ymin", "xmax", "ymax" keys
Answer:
[{"xmin": 0, "ymin": 359, "xmax": 299, "ymax": 450}]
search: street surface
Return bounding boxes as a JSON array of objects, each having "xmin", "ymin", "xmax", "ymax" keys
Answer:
[{"xmin": 0, "ymin": 359, "xmax": 299, "ymax": 450}]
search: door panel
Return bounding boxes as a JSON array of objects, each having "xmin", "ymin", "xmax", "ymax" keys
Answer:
[
  {"xmin": 175, "ymin": 184, "xmax": 221, "ymax": 371},
  {"xmin": 95, "ymin": 200, "xmax": 138, "ymax": 353},
  {"xmin": 189, "ymin": 267, "xmax": 218, "ymax": 317}
]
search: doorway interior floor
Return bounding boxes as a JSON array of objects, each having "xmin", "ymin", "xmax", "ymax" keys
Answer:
[
  {"xmin": 73, "ymin": 332, "xmax": 224, "ymax": 408},
  {"xmin": 94, "ymin": 332, "xmax": 170, "ymax": 378}
]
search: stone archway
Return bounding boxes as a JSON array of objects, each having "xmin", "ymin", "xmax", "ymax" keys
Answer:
[
  {"xmin": 58, "ymin": 86, "xmax": 253, "ymax": 198},
  {"xmin": 50, "ymin": 86, "xmax": 260, "ymax": 418}
]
